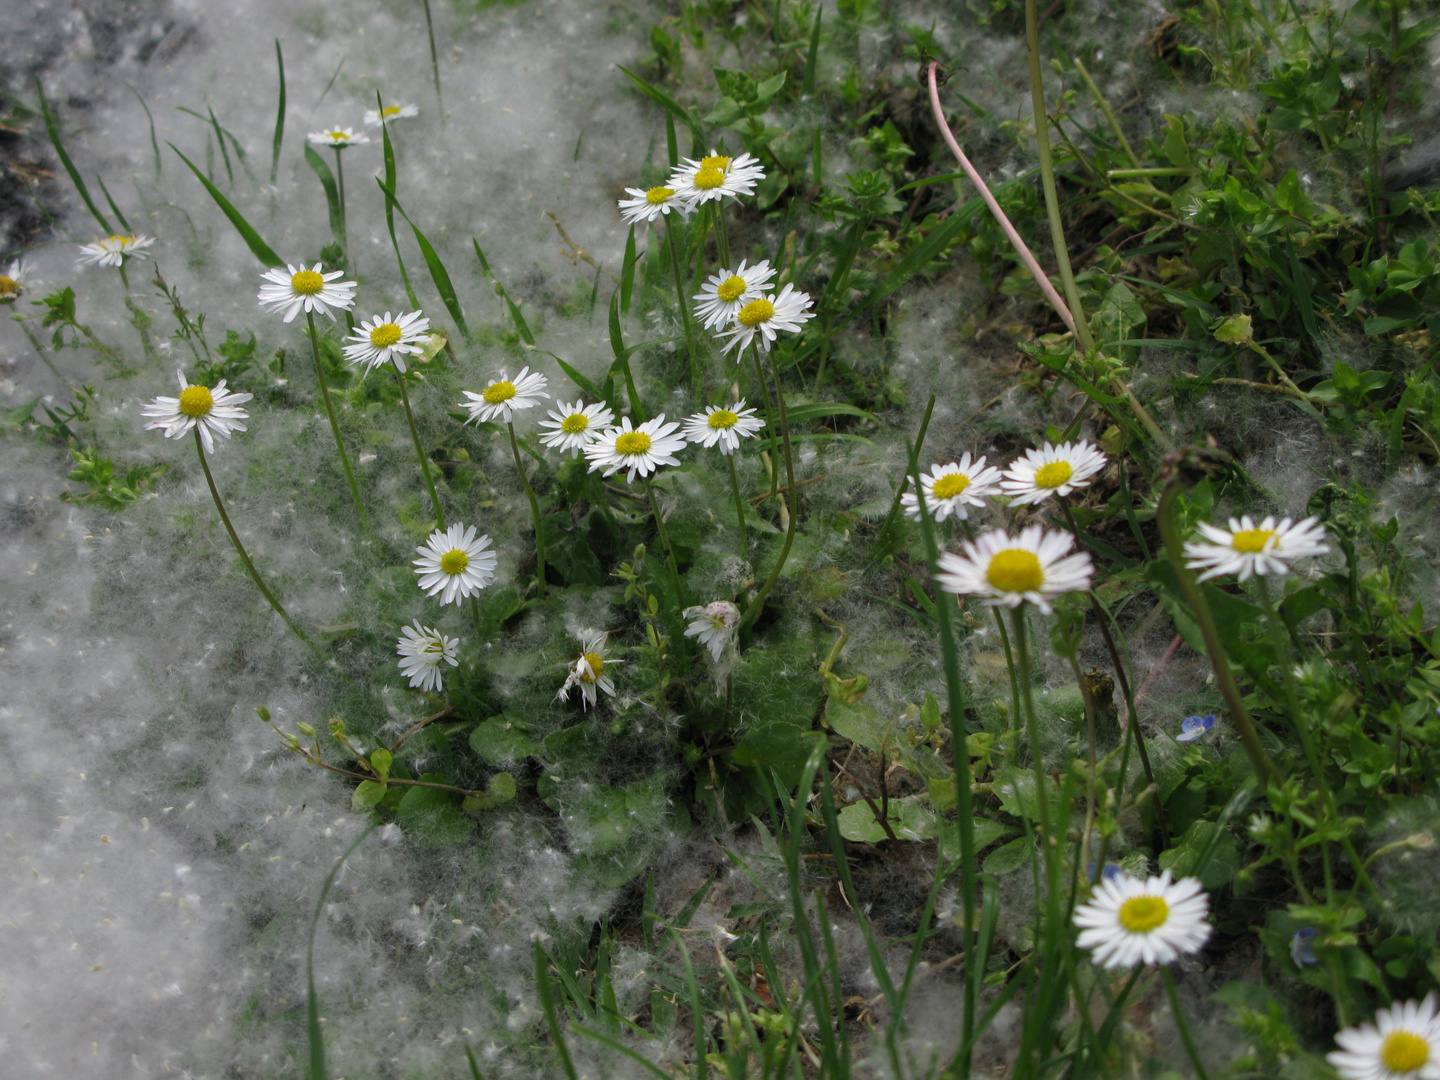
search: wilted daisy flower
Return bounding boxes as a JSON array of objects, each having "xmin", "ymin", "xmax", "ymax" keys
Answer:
[
  {"xmin": 307, "ymin": 126, "xmax": 369, "ymax": 148},
  {"xmin": 935, "ymin": 525, "xmax": 1092, "ymax": 615},
  {"xmin": 682, "ymin": 401, "xmax": 764, "ymax": 455},
  {"xmin": 0, "ymin": 259, "xmax": 30, "ymax": 303},
  {"xmin": 1328, "ymin": 994, "xmax": 1440, "ymax": 1080},
  {"xmin": 683, "ymin": 601, "xmax": 740, "ymax": 663},
  {"xmin": 1000, "ymin": 440, "xmax": 1108, "ymax": 505},
  {"xmin": 618, "ymin": 185, "xmax": 687, "ymax": 225},
  {"xmin": 1183, "ymin": 515, "xmax": 1329, "ymax": 582},
  {"xmin": 413, "ymin": 523, "xmax": 497, "ymax": 606},
  {"xmin": 344, "ymin": 310, "xmax": 431, "ymax": 375},
  {"xmin": 584, "ymin": 414, "xmax": 687, "ymax": 483},
  {"xmin": 717, "ymin": 283, "xmax": 814, "ymax": 356},
  {"xmin": 538, "ymin": 399, "xmax": 614, "ymax": 457},
  {"xmin": 1073, "ymin": 869, "xmax": 1211, "ymax": 969},
  {"xmin": 693, "ymin": 259, "xmax": 776, "ymax": 330},
  {"xmin": 364, "ymin": 103, "xmax": 418, "ymax": 127},
  {"xmin": 141, "ymin": 369, "xmax": 253, "ymax": 454},
  {"xmin": 396, "ymin": 620, "xmax": 460, "ymax": 693},
  {"xmin": 459, "ymin": 367, "xmax": 549, "ymax": 425},
  {"xmin": 902, "ymin": 454, "xmax": 1004, "ymax": 523},
  {"xmin": 257, "ymin": 263, "xmax": 357, "ymax": 323},
  {"xmin": 77, "ymin": 234, "xmax": 154, "ymax": 268},
  {"xmin": 669, "ymin": 150, "xmax": 766, "ymax": 207},
  {"xmin": 557, "ymin": 629, "xmax": 619, "ymax": 710}
]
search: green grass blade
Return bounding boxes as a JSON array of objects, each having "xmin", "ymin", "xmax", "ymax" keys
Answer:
[
  {"xmin": 306, "ymin": 823, "xmax": 376, "ymax": 1080},
  {"xmin": 169, "ymin": 143, "xmax": 284, "ymax": 267},
  {"xmin": 803, "ymin": 6, "xmax": 823, "ymax": 96},
  {"xmin": 665, "ymin": 113, "xmax": 678, "ymax": 168},
  {"xmin": 607, "ymin": 289, "xmax": 645, "ymax": 419},
  {"xmin": 668, "ymin": 930, "xmax": 709, "ymax": 1080},
  {"xmin": 271, "ymin": 40, "xmax": 286, "ymax": 184},
  {"xmin": 573, "ymin": 1025, "xmax": 674, "ymax": 1080},
  {"xmin": 617, "ymin": 65, "xmax": 704, "ymax": 153},
  {"xmin": 671, "ymin": 873, "xmax": 716, "ymax": 929},
  {"xmin": 36, "ymin": 78, "xmax": 111, "ymax": 233},
  {"xmin": 376, "ymin": 93, "xmax": 419, "ymax": 308},
  {"xmin": 316, "ymin": 57, "xmax": 345, "ymax": 111},
  {"xmin": 93, "ymin": 174, "xmax": 132, "ymax": 233},
  {"xmin": 463, "ymin": 1043, "xmax": 487, "ymax": 1080},
  {"xmin": 207, "ymin": 106, "xmax": 234, "ymax": 183},
  {"xmin": 377, "ymin": 179, "xmax": 469, "ymax": 338},
  {"xmin": 124, "ymin": 82, "xmax": 161, "ymax": 177},
  {"xmin": 534, "ymin": 940, "xmax": 580, "ymax": 1080},
  {"xmin": 471, "ymin": 237, "xmax": 493, "ymax": 277},
  {"xmin": 620, "ymin": 224, "xmax": 637, "ymax": 315},
  {"xmin": 500, "ymin": 284, "xmax": 534, "ymax": 344},
  {"xmin": 537, "ymin": 351, "xmax": 602, "ymax": 402},
  {"xmin": 304, "ymin": 145, "xmax": 346, "ymax": 252}
]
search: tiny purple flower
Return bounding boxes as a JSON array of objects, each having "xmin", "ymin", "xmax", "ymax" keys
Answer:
[
  {"xmin": 1291, "ymin": 927, "xmax": 1318, "ymax": 966},
  {"xmin": 1176, "ymin": 714, "xmax": 1217, "ymax": 744}
]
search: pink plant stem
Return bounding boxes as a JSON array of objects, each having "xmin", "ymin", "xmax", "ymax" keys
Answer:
[
  {"xmin": 1120, "ymin": 632, "xmax": 1185, "ymax": 726},
  {"xmin": 925, "ymin": 61, "xmax": 1079, "ymax": 339}
]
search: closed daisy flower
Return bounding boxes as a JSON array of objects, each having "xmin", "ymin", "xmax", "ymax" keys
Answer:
[
  {"xmin": 413, "ymin": 523, "xmax": 497, "ymax": 606},
  {"xmin": 935, "ymin": 524, "xmax": 1092, "ymax": 615},
  {"xmin": 693, "ymin": 259, "xmax": 776, "ymax": 330},
  {"xmin": 0, "ymin": 259, "xmax": 31, "ymax": 303},
  {"xmin": 257, "ymin": 263, "xmax": 357, "ymax": 323},
  {"xmin": 1001, "ymin": 440, "xmax": 1108, "ymax": 505},
  {"xmin": 682, "ymin": 400, "xmax": 764, "ymax": 455},
  {"xmin": 902, "ymin": 454, "xmax": 1004, "ymax": 523},
  {"xmin": 307, "ymin": 126, "xmax": 369, "ymax": 147},
  {"xmin": 396, "ymin": 620, "xmax": 460, "ymax": 694},
  {"xmin": 669, "ymin": 150, "xmax": 766, "ymax": 207},
  {"xmin": 141, "ymin": 369, "xmax": 253, "ymax": 454},
  {"xmin": 683, "ymin": 601, "xmax": 740, "ymax": 663},
  {"xmin": 618, "ymin": 185, "xmax": 688, "ymax": 225},
  {"xmin": 459, "ymin": 366, "xmax": 549, "ymax": 425},
  {"xmin": 538, "ymin": 399, "xmax": 614, "ymax": 457},
  {"xmin": 717, "ymin": 283, "xmax": 814, "ymax": 357},
  {"xmin": 584, "ymin": 414, "xmax": 687, "ymax": 483},
  {"xmin": 1073, "ymin": 869, "xmax": 1211, "ymax": 969},
  {"xmin": 364, "ymin": 103, "xmax": 418, "ymax": 127},
  {"xmin": 344, "ymin": 310, "xmax": 431, "ymax": 375},
  {"xmin": 1183, "ymin": 514, "xmax": 1329, "ymax": 582},
  {"xmin": 1328, "ymin": 995, "xmax": 1440, "ymax": 1080},
  {"xmin": 557, "ymin": 629, "xmax": 619, "ymax": 711},
  {"xmin": 77, "ymin": 234, "xmax": 154, "ymax": 268}
]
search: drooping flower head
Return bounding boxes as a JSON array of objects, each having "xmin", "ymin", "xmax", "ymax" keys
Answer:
[
  {"xmin": 364, "ymin": 103, "xmax": 418, "ymax": 127},
  {"xmin": 934, "ymin": 525, "xmax": 1093, "ymax": 615},
  {"xmin": 668, "ymin": 149, "xmax": 766, "ymax": 208},
  {"xmin": 1000, "ymin": 440, "xmax": 1107, "ymax": 506},
  {"xmin": 257, "ymin": 263, "xmax": 357, "ymax": 323},
  {"xmin": 141, "ymin": 369, "xmax": 253, "ymax": 454},
  {"xmin": 681, "ymin": 401, "xmax": 764, "ymax": 456},
  {"xmin": 343, "ymin": 310, "xmax": 432, "ymax": 375},
  {"xmin": 538, "ymin": 399, "xmax": 614, "ymax": 458},
  {"xmin": 717, "ymin": 283, "xmax": 814, "ymax": 357},
  {"xmin": 1073, "ymin": 869, "xmax": 1211, "ymax": 969},
  {"xmin": 618, "ymin": 185, "xmax": 688, "ymax": 225},
  {"xmin": 902, "ymin": 454, "xmax": 1004, "ymax": 523},
  {"xmin": 0, "ymin": 259, "xmax": 32, "ymax": 303},
  {"xmin": 1183, "ymin": 515, "xmax": 1329, "ymax": 583},
  {"xmin": 683, "ymin": 601, "xmax": 741, "ymax": 663},
  {"xmin": 693, "ymin": 259, "xmax": 776, "ymax": 330},
  {"xmin": 1175, "ymin": 714, "xmax": 1217, "ymax": 744},
  {"xmin": 413, "ymin": 523, "xmax": 497, "ymax": 606},
  {"xmin": 557, "ymin": 629, "xmax": 619, "ymax": 710},
  {"xmin": 396, "ymin": 620, "xmax": 460, "ymax": 694},
  {"xmin": 307, "ymin": 126, "xmax": 370, "ymax": 148},
  {"xmin": 1290, "ymin": 927, "xmax": 1319, "ymax": 967},
  {"xmin": 458, "ymin": 367, "xmax": 549, "ymax": 425},
  {"xmin": 77, "ymin": 234, "xmax": 154, "ymax": 268},
  {"xmin": 584, "ymin": 414, "xmax": 688, "ymax": 483},
  {"xmin": 1328, "ymin": 994, "xmax": 1440, "ymax": 1080}
]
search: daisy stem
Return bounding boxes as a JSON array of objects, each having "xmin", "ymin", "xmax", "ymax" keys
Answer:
[
  {"xmin": 193, "ymin": 428, "xmax": 319, "ymax": 654},
  {"xmin": 420, "ymin": 0, "xmax": 443, "ymax": 110},
  {"xmin": 331, "ymin": 147, "xmax": 348, "ymax": 256},
  {"xmin": 304, "ymin": 310, "xmax": 369, "ymax": 530},
  {"xmin": 740, "ymin": 350, "xmax": 799, "ymax": 631},
  {"xmin": 750, "ymin": 344, "xmax": 781, "ymax": 501},
  {"xmin": 1010, "ymin": 606, "xmax": 1061, "ymax": 899},
  {"xmin": 1160, "ymin": 967, "xmax": 1212, "ymax": 1080},
  {"xmin": 726, "ymin": 453, "xmax": 749, "ymax": 559},
  {"xmin": 395, "ymin": 369, "xmax": 444, "ymax": 528},
  {"xmin": 713, "ymin": 201, "xmax": 731, "ymax": 269},
  {"xmin": 664, "ymin": 221, "xmax": 701, "ymax": 400},
  {"xmin": 471, "ymin": 594, "xmax": 484, "ymax": 640},
  {"xmin": 643, "ymin": 476, "xmax": 687, "ymax": 609},
  {"xmin": 117, "ymin": 262, "xmax": 158, "ymax": 364},
  {"xmin": 507, "ymin": 421, "xmax": 546, "ymax": 599}
]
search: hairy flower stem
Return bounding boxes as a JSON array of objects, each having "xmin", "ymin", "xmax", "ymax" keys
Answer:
[
  {"xmin": 726, "ymin": 453, "xmax": 749, "ymax": 559},
  {"xmin": 194, "ymin": 428, "xmax": 319, "ymax": 654},
  {"xmin": 664, "ymin": 221, "xmax": 701, "ymax": 399},
  {"xmin": 1010, "ymin": 607, "xmax": 1060, "ymax": 901},
  {"xmin": 507, "ymin": 421, "xmax": 546, "ymax": 599},
  {"xmin": 395, "ymin": 370, "xmax": 443, "ymax": 528},
  {"xmin": 420, "ymin": 0, "xmax": 443, "ymax": 110},
  {"xmin": 740, "ymin": 349, "xmax": 799, "ymax": 631},
  {"xmin": 1162, "ymin": 968, "xmax": 1213, "ymax": 1080},
  {"xmin": 303, "ymin": 310, "xmax": 369, "ymax": 529},
  {"xmin": 117, "ymin": 263, "xmax": 158, "ymax": 363},
  {"xmin": 332, "ymin": 147, "xmax": 348, "ymax": 257},
  {"xmin": 750, "ymin": 345, "xmax": 781, "ymax": 500},
  {"xmin": 643, "ymin": 476, "xmax": 686, "ymax": 609},
  {"xmin": 713, "ymin": 201, "xmax": 732, "ymax": 269}
]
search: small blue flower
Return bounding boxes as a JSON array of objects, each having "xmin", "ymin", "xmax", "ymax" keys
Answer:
[
  {"xmin": 1176, "ymin": 714, "xmax": 1217, "ymax": 744},
  {"xmin": 1291, "ymin": 927, "xmax": 1318, "ymax": 966},
  {"xmin": 1088, "ymin": 862, "xmax": 1124, "ymax": 883}
]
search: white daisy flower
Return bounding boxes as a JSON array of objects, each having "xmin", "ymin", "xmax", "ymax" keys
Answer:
[
  {"xmin": 668, "ymin": 150, "xmax": 766, "ymax": 208},
  {"xmin": 584, "ymin": 414, "xmax": 688, "ymax": 483},
  {"xmin": 901, "ymin": 454, "xmax": 1004, "ymax": 523},
  {"xmin": 683, "ymin": 601, "xmax": 741, "ymax": 663},
  {"xmin": 307, "ymin": 126, "xmax": 369, "ymax": 148},
  {"xmin": 538, "ymin": 399, "xmax": 614, "ymax": 458},
  {"xmin": 693, "ymin": 259, "xmax": 777, "ymax": 330},
  {"xmin": 717, "ymin": 283, "xmax": 814, "ymax": 357},
  {"xmin": 1073, "ymin": 869, "xmax": 1212, "ymax": 969},
  {"xmin": 364, "ymin": 103, "xmax": 419, "ymax": 127},
  {"xmin": 458, "ymin": 366, "xmax": 550, "ymax": 425},
  {"xmin": 934, "ymin": 524, "xmax": 1093, "ymax": 615},
  {"xmin": 141, "ymin": 368, "xmax": 253, "ymax": 454},
  {"xmin": 681, "ymin": 400, "xmax": 764, "ymax": 455},
  {"xmin": 1328, "ymin": 994, "xmax": 1440, "ymax": 1080},
  {"xmin": 413, "ymin": 523, "xmax": 498, "ymax": 606},
  {"xmin": 77, "ymin": 234, "xmax": 154, "ymax": 268},
  {"xmin": 1183, "ymin": 515, "xmax": 1330, "ymax": 583},
  {"xmin": 618, "ymin": 185, "xmax": 688, "ymax": 225},
  {"xmin": 396, "ymin": 620, "xmax": 460, "ymax": 694},
  {"xmin": 1000, "ymin": 440, "xmax": 1108, "ymax": 505},
  {"xmin": 343, "ymin": 310, "xmax": 432, "ymax": 375},
  {"xmin": 556, "ymin": 629, "xmax": 619, "ymax": 711},
  {"xmin": 257, "ymin": 263, "xmax": 357, "ymax": 323},
  {"xmin": 0, "ymin": 259, "xmax": 31, "ymax": 303}
]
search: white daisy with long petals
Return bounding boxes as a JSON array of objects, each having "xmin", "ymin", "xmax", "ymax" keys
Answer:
[
  {"xmin": 557, "ymin": 629, "xmax": 620, "ymax": 711},
  {"xmin": 141, "ymin": 369, "xmax": 253, "ymax": 454},
  {"xmin": 1328, "ymin": 994, "xmax": 1440, "ymax": 1080},
  {"xmin": 344, "ymin": 310, "xmax": 432, "ymax": 375},
  {"xmin": 364, "ymin": 103, "xmax": 419, "ymax": 127},
  {"xmin": 396, "ymin": 620, "xmax": 460, "ymax": 693},
  {"xmin": 77, "ymin": 234, "xmax": 154, "ymax": 268},
  {"xmin": 717, "ymin": 283, "xmax": 814, "ymax": 357},
  {"xmin": 307, "ymin": 126, "xmax": 370, "ymax": 148},
  {"xmin": 1000, "ymin": 440, "xmax": 1108, "ymax": 505},
  {"xmin": 683, "ymin": 601, "xmax": 741, "ymax": 663},
  {"xmin": 1183, "ymin": 515, "xmax": 1329, "ymax": 583},
  {"xmin": 935, "ymin": 525, "xmax": 1092, "ymax": 615},
  {"xmin": 257, "ymin": 263, "xmax": 357, "ymax": 323},
  {"xmin": 459, "ymin": 367, "xmax": 549, "ymax": 425},
  {"xmin": 693, "ymin": 259, "xmax": 777, "ymax": 330},
  {"xmin": 538, "ymin": 399, "xmax": 614, "ymax": 458},
  {"xmin": 1073, "ymin": 870, "xmax": 1211, "ymax": 969},
  {"xmin": 902, "ymin": 454, "xmax": 1004, "ymax": 523},
  {"xmin": 0, "ymin": 259, "xmax": 31, "ymax": 303},
  {"xmin": 584, "ymin": 414, "xmax": 688, "ymax": 483},
  {"xmin": 413, "ymin": 523, "xmax": 498, "ymax": 606},
  {"xmin": 618, "ymin": 185, "xmax": 688, "ymax": 225},
  {"xmin": 669, "ymin": 150, "xmax": 766, "ymax": 208},
  {"xmin": 682, "ymin": 401, "xmax": 764, "ymax": 455}
]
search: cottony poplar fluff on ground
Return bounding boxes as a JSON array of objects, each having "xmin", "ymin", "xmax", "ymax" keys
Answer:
[
  {"xmin": 413, "ymin": 524, "xmax": 497, "ymax": 606},
  {"xmin": 902, "ymin": 454, "xmax": 1004, "ymax": 522},
  {"xmin": 935, "ymin": 525, "xmax": 1093, "ymax": 615},
  {"xmin": 1183, "ymin": 514, "xmax": 1331, "ymax": 582},
  {"xmin": 1073, "ymin": 870, "xmax": 1212, "ymax": 969},
  {"xmin": 1327, "ymin": 994, "xmax": 1440, "ymax": 1080},
  {"xmin": 141, "ymin": 369, "xmax": 252, "ymax": 454}
]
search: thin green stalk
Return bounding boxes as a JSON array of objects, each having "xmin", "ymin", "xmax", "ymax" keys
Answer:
[
  {"xmin": 117, "ymin": 263, "xmax": 158, "ymax": 363},
  {"xmin": 750, "ymin": 344, "xmax": 780, "ymax": 500},
  {"xmin": 194, "ymin": 428, "xmax": 320, "ymax": 654},
  {"xmin": 725, "ymin": 453, "xmax": 749, "ymax": 559},
  {"xmin": 507, "ymin": 421, "xmax": 546, "ymax": 599},
  {"xmin": 305, "ymin": 823, "xmax": 376, "ymax": 1080},
  {"xmin": 420, "ymin": 0, "xmax": 443, "ymax": 111},
  {"xmin": 533, "ymin": 941, "xmax": 580, "ymax": 1080},
  {"xmin": 396, "ymin": 370, "xmax": 443, "ymax": 528},
  {"xmin": 714, "ymin": 200, "xmax": 731, "ymax": 269},
  {"xmin": 740, "ymin": 348, "xmax": 799, "ymax": 630},
  {"xmin": 1073, "ymin": 57, "xmax": 1140, "ymax": 168},
  {"xmin": 1161, "ymin": 967, "xmax": 1212, "ymax": 1080},
  {"xmin": 331, "ymin": 146, "xmax": 348, "ymax": 256},
  {"xmin": 470, "ymin": 594, "xmax": 483, "ymax": 640},
  {"xmin": 304, "ymin": 310, "xmax": 369, "ymax": 528},
  {"xmin": 1011, "ymin": 608, "xmax": 1060, "ymax": 899},
  {"xmin": 664, "ymin": 220, "xmax": 701, "ymax": 399},
  {"xmin": 643, "ymin": 476, "xmax": 687, "ymax": 608}
]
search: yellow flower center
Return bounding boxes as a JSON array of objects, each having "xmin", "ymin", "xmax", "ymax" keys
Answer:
[
  {"xmin": 1033, "ymin": 460, "xmax": 1074, "ymax": 489},
  {"xmin": 327, "ymin": 131, "xmax": 348, "ymax": 141},
  {"xmin": 291, "ymin": 270, "xmax": 325, "ymax": 295},
  {"xmin": 932, "ymin": 473, "xmax": 971, "ymax": 500},
  {"xmin": 382, "ymin": 105, "xmax": 402, "ymax": 118},
  {"xmin": 716, "ymin": 275, "xmax": 748, "ymax": 303},
  {"xmin": 615, "ymin": 431, "xmax": 652, "ymax": 456},
  {"xmin": 369, "ymin": 323, "xmax": 403, "ymax": 348},
  {"xmin": 701, "ymin": 155, "xmax": 731, "ymax": 171},
  {"xmin": 0, "ymin": 276, "xmax": 17, "ymax": 296},
  {"xmin": 1230, "ymin": 529, "xmax": 1275, "ymax": 554},
  {"xmin": 1117, "ymin": 895, "xmax": 1169, "ymax": 934},
  {"xmin": 694, "ymin": 166, "xmax": 725, "ymax": 190},
  {"xmin": 422, "ymin": 638, "xmax": 446, "ymax": 656},
  {"xmin": 986, "ymin": 550, "xmax": 1044, "ymax": 594},
  {"xmin": 1380, "ymin": 1031, "xmax": 1430, "ymax": 1074},
  {"xmin": 738, "ymin": 298, "xmax": 774, "ymax": 327},
  {"xmin": 580, "ymin": 652, "xmax": 604, "ymax": 682},
  {"xmin": 482, "ymin": 380, "xmax": 517, "ymax": 404},
  {"xmin": 439, "ymin": 549, "xmax": 469, "ymax": 575},
  {"xmin": 178, "ymin": 385, "xmax": 214, "ymax": 418},
  {"xmin": 645, "ymin": 186, "xmax": 674, "ymax": 205},
  {"xmin": 708, "ymin": 409, "xmax": 739, "ymax": 430},
  {"xmin": 561, "ymin": 413, "xmax": 590, "ymax": 434},
  {"xmin": 107, "ymin": 234, "xmax": 131, "ymax": 247}
]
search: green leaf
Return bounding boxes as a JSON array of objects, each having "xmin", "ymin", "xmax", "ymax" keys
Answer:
[
  {"xmin": 616, "ymin": 65, "xmax": 704, "ymax": 151},
  {"xmin": 803, "ymin": 7, "xmax": 823, "ymax": 96},
  {"xmin": 536, "ymin": 350, "xmax": 602, "ymax": 401},
  {"xmin": 170, "ymin": 143, "xmax": 284, "ymax": 267},
  {"xmin": 732, "ymin": 723, "xmax": 822, "ymax": 789},
  {"xmin": 619, "ymin": 224, "xmax": 637, "ymax": 315},
  {"xmin": 920, "ymin": 692, "xmax": 942, "ymax": 733},
  {"xmin": 469, "ymin": 717, "xmax": 543, "ymax": 764},
  {"xmin": 351, "ymin": 779, "xmax": 388, "ymax": 810},
  {"xmin": 782, "ymin": 401, "xmax": 877, "ymax": 425},
  {"xmin": 304, "ymin": 146, "xmax": 346, "ymax": 251},
  {"xmin": 463, "ymin": 771, "xmax": 518, "ymax": 810},
  {"xmin": 398, "ymin": 776, "xmax": 476, "ymax": 845},
  {"xmin": 607, "ymin": 288, "xmax": 645, "ymax": 419},
  {"xmin": 825, "ymin": 698, "xmax": 892, "ymax": 753},
  {"xmin": 376, "ymin": 179, "xmax": 468, "ymax": 338},
  {"xmin": 369, "ymin": 747, "xmax": 392, "ymax": 780},
  {"xmin": 36, "ymin": 78, "xmax": 111, "ymax": 233},
  {"xmin": 270, "ymin": 40, "xmax": 285, "ymax": 184},
  {"xmin": 982, "ymin": 836, "xmax": 1035, "ymax": 876}
]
